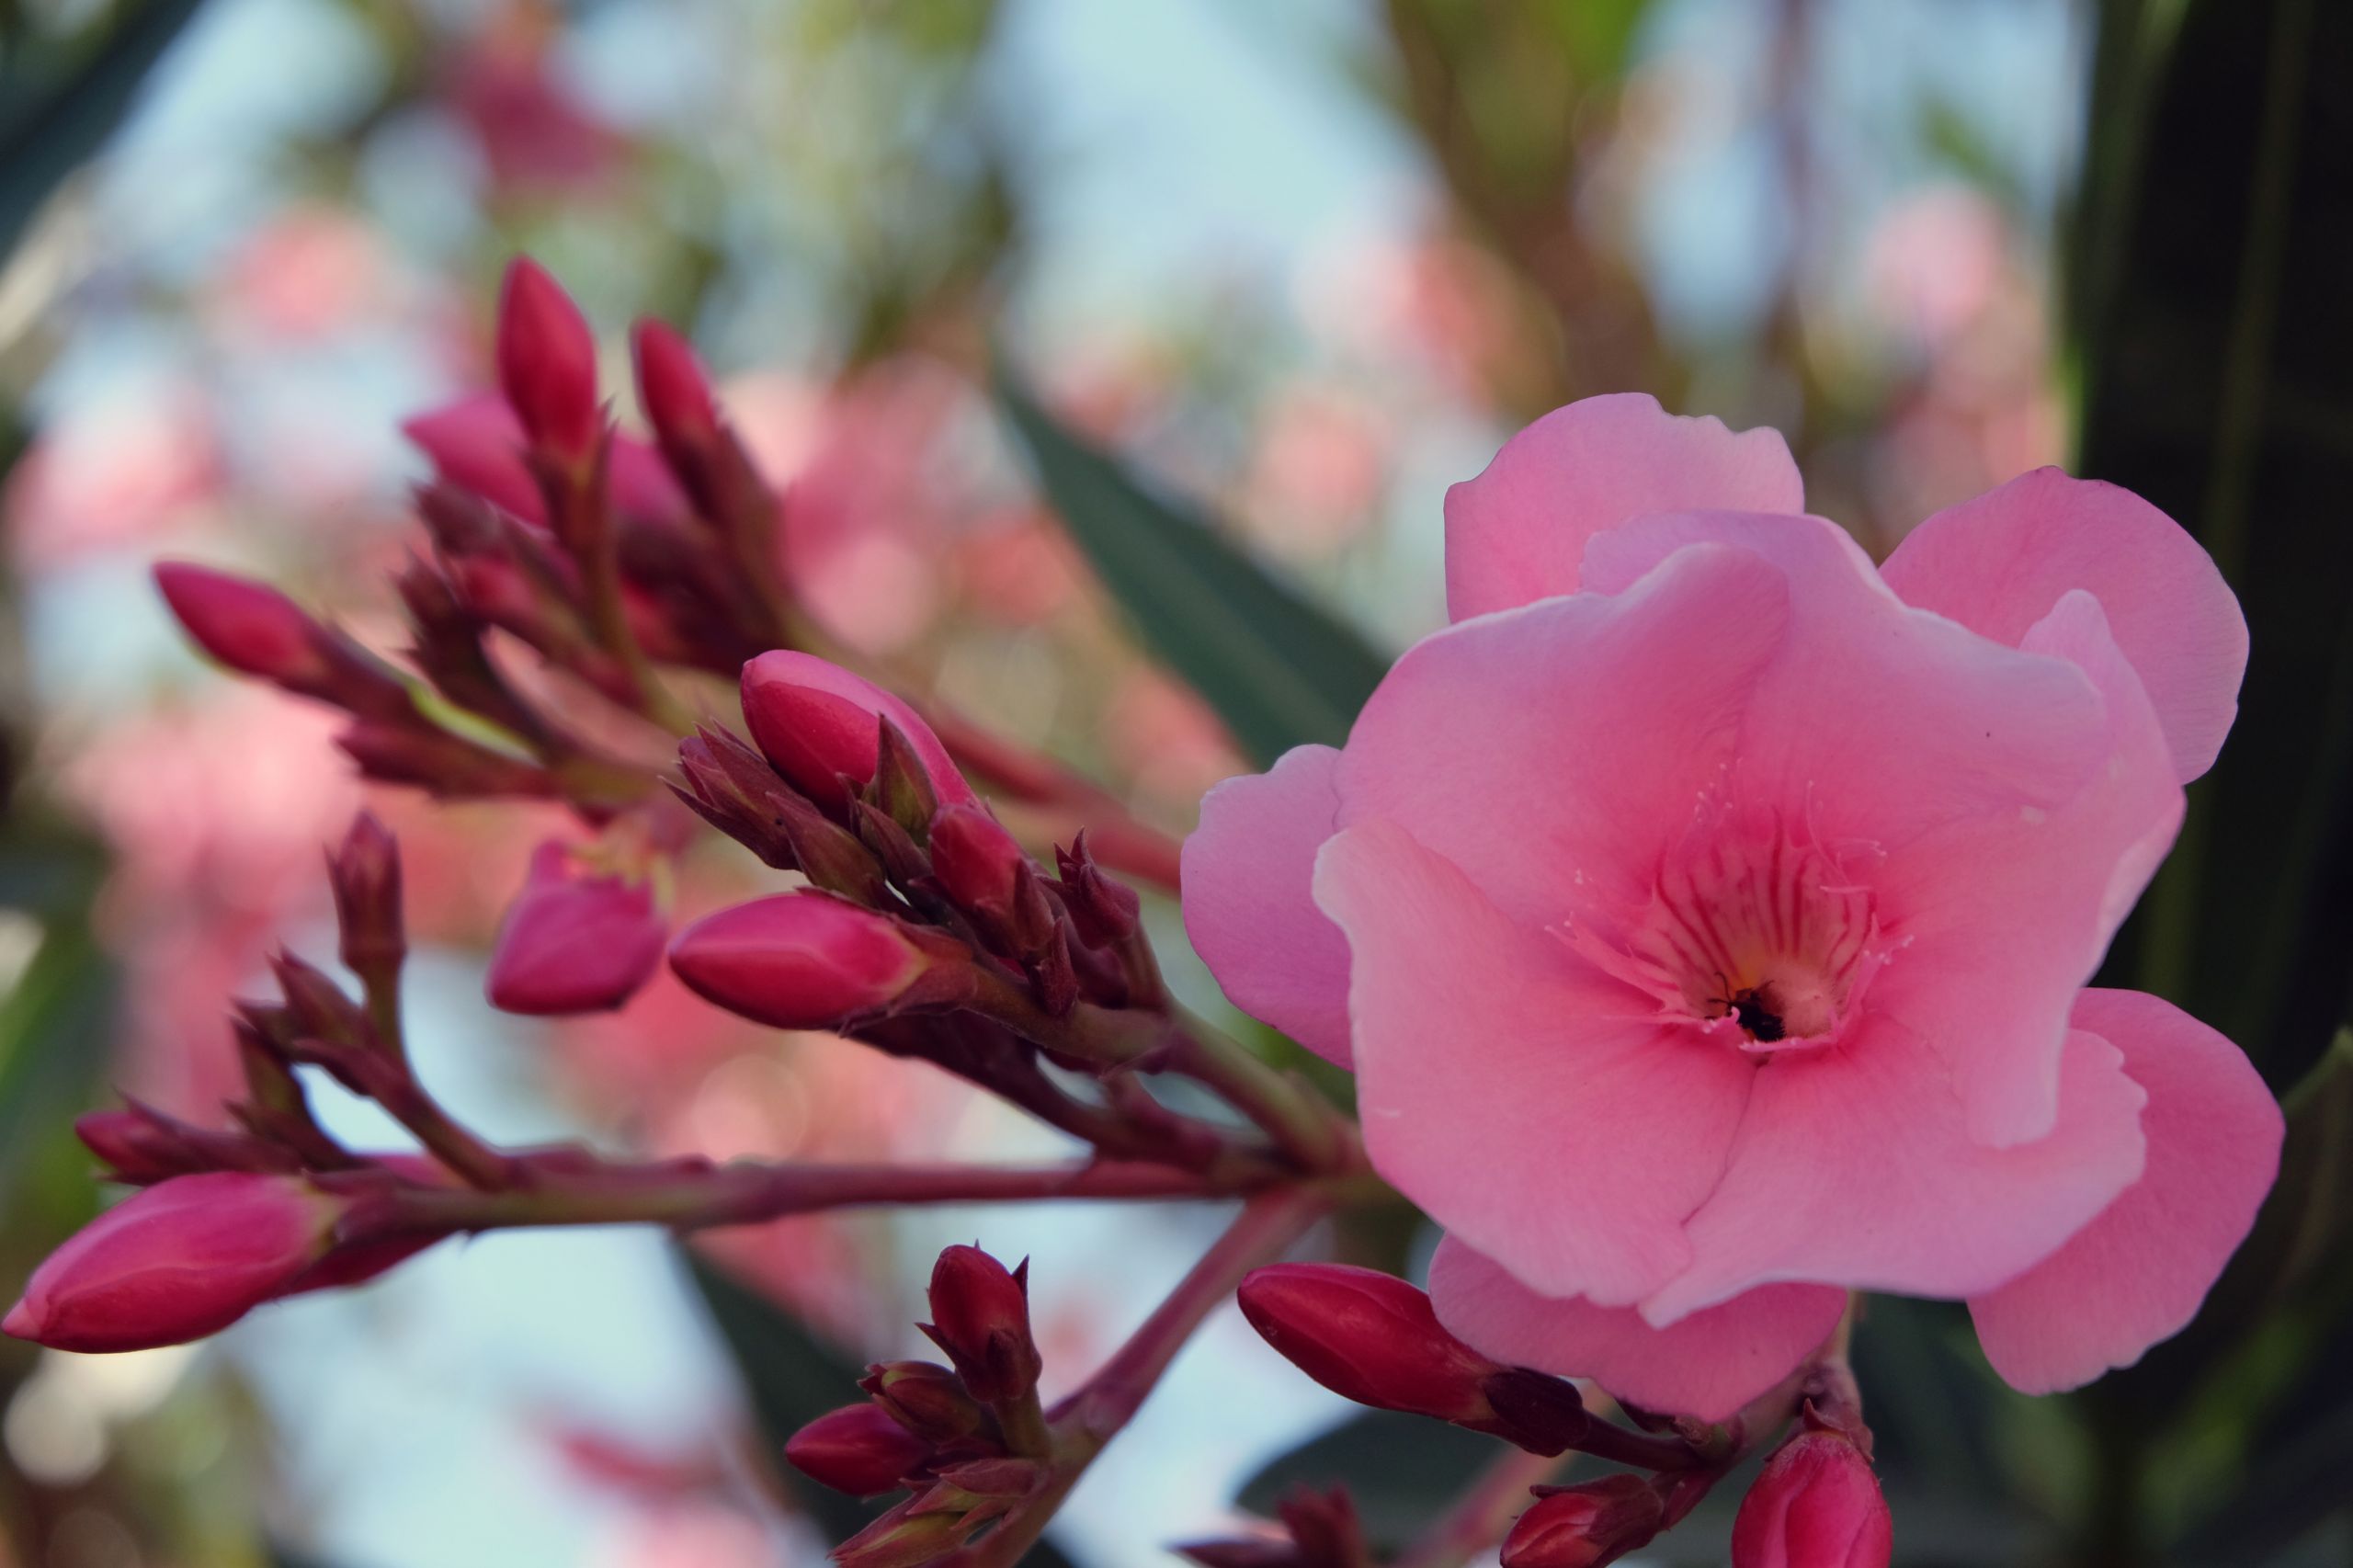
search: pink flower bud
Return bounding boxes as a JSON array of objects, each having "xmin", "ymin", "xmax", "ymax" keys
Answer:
[
  {"xmin": 485, "ymin": 840, "xmax": 667, "ymax": 1016},
  {"xmin": 921, "ymin": 1245, "xmax": 1041, "ymax": 1405},
  {"xmin": 4, "ymin": 1173, "xmax": 343, "ymax": 1352},
  {"xmin": 739, "ymin": 651, "xmax": 973, "ymax": 813},
  {"xmin": 1237, "ymin": 1264, "xmax": 1499, "ymax": 1425},
  {"xmin": 401, "ymin": 392, "xmax": 547, "ymax": 525},
  {"xmin": 928, "ymin": 803, "xmax": 1028, "ymax": 917},
  {"xmin": 330, "ymin": 812, "xmax": 405, "ymax": 978},
  {"xmin": 495, "ymin": 256, "xmax": 602, "ymax": 460},
  {"xmin": 1731, "ymin": 1432, "xmax": 1893, "ymax": 1568},
  {"xmin": 1502, "ymin": 1476, "xmax": 1665, "ymax": 1568},
  {"xmin": 667, "ymin": 892, "xmax": 940, "ymax": 1030},
  {"xmin": 154, "ymin": 562, "xmax": 335, "ymax": 690},
  {"xmin": 632, "ymin": 319, "xmax": 722, "ymax": 453},
  {"xmin": 784, "ymin": 1403, "xmax": 936, "ymax": 1497},
  {"xmin": 859, "ymin": 1360, "xmax": 990, "ymax": 1444}
]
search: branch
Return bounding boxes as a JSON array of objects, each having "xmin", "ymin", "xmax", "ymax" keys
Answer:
[{"xmin": 355, "ymin": 1154, "xmax": 1294, "ymax": 1238}]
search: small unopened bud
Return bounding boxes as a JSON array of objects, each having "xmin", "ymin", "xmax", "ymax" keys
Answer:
[
  {"xmin": 631, "ymin": 320, "xmax": 722, "ymax": 455},
  {"xmin": 1731, "ymin": 1431, "xmax": 1893, "ymax": 1568},
  {"xmin": 269, "ymin": 950, "xmax": 369, "ymax": 1051},
  {"xmin": 667, "ymin": 892, "xmax": 949, "ymax": 1030},
  {"xmin": 1055, "ymin": 835, "xmax": 1142, "ymax": 946},
  {"xmin": 928, "ymin": 803, "xmax": 1028, "ymax": 920},
  {"xmin": 3, "ymin": 1173, "xmax": 344, "ymax": 1352},
  {"xmin": 1502, "ymin": 1476, "xmax": 1665, "ymax": 1568},
  {"xmin": 75, "ymin": 1103, "xmax": 292, "ymax": 1183},
  {"xmin": 495, "ymin": 256, "xmax": 602, "ymax": 461},
  {"xmin": 860, "ymin": 1360, "xmax": 990, "ymax": 1444},
  {"xmin": 1237, "ymin": 1265, "xmax": 1498, "ymax": 1426},
  {"xmin": 329, "ymin": 812, "xmax": 405, "ymax": 980},
  {"xmin": 784, "ymin": 1403, "xmax": 935, "ymax": 1497},
  {"xmin": 402, "ymin": 392, "xmax": 548, "ymax": 525},
  {"xmin": 335, "ymin": 720, "xmax": 555, "ymax": 799},
  {"xmin": 739, "ymin": 652, "xmax": 973, "ymax": 814},
  {"xmin": 485, "ymin": 840, "xmax": 666, "ymax": 1016},
  {"xmin": 154, "ymin": 562, "xmax": 336, "ymax": 690},
  {"xmin": 921, "ymin": 1245, "xmax": 1041, "ymax": 1405}
]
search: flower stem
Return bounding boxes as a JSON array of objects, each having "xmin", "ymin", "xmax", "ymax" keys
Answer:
[{"xmin": 367, "ymin": 1155, "xmax": 1296, "ymax": 1235}]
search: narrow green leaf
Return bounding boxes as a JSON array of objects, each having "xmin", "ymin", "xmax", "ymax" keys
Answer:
[
  {"xmin": 1235, "ymin": 1411, "xmax": 1498, "ymax": 1551},
  {"xmin": 680, "ymin": 1250, "xmax": 889, "ymax": 1546},
  {"xmin": 0, "ymin": 0, "xmax": 208, "ymax": 265},
  {"xmin": 995, "ymin": 373, "xmax": 1390, "ymax": 767}
]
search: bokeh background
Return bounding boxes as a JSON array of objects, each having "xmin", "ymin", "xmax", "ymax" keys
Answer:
[{"xmin": 0, "ymin": 1, "xmax": 2346, "ymax": 1565}]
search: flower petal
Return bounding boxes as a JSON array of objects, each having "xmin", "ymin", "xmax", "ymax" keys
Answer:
[
  {"xmin": 1427, "ymin": 1233, "xmax": 1846, "ymax": 1422},
  {"xmin": 1339, "ymin": 540, "xmax": 1792, "ymax": 928},
  {"xmin": 1868, "ymin": 589, "xmax": 2183, "ymax": 1146},
  {"xmin": 1643, "ymin": 1017, "xmax": 2148, "ymax": 1323},
  {"xmin": 1586, "ymin": 513, "xmax": 2175, "ymax": 1147},
  {"xmin": 1445, "ymin": 393, "xmax": 1804, "ymax": 621},
  {"xmin": 1313, "ymin": 818, "xmax": 1756, "ymax": 1306},
  {"xmin": 1968, "ymin": 989, "xmax": 2282, "ymax": 1393},
  {"xmin": 1880, "ymin": 468, "xmax": 2246, "ymax": 782},
  {"xmin": 1181, "ymin": 744, "xmax": 1352, "ymax": 1065}
]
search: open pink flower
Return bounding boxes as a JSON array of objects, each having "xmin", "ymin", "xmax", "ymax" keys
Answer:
[{"xmin": 1183, "ymin": 393, "xmax": 2279, "ymax": 1420}]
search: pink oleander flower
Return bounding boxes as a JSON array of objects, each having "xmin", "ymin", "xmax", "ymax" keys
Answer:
[
  {"xmin": 486, "ymin": 839, "xmax": 668, "ymax": 1016},
  {"xmin": 1184, "ymin": 393, "xmax": 2282, "ymax": 1420}
]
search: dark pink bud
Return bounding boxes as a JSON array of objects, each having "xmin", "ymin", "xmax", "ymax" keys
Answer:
[
  {"xmin": 335, "ymin": 720, "xmax": 556, "ymax": 798},
  {"xmin": 75, "ymin": 1103, "xmax": 291, "ymax": 1183},
  {"xmin": 401, "ymin": 392, "xmax": 547, "ymax": 524},
  {"xmin": 668, "ymin": 892, "xmax": 942, "ymax": 1029},
  {"xmin": 921, "ymin": 1245, "xmax": 1041, "ymax": 1405},
  {"xmin": 739, "ymin": 652, "xmax": 973, "ymax": 813},
  {"xmin": 485, "ymin": 840, "xmax": 666, "ymax": 1016},
  {"xmin": 154, "ymin": 562, "xmax": 335, "ymax": 689},
  {"xmin": 330, "ymin": 812, "xmax": 405, "ymax": 978},
  {"xmin": 1502, "ymin": 1477, "xmax": 1665, "ymax": 1568},
  {"xmin": 632, "ymin": 319, "xmax": 721, "ymax": 452},
  {"xmin": 785, "ymin": 1403, "xmax": 935, "ymax": 1497},
  {"xmin": 1055, "ymin": 835, "xmax": 1142, "ymax": 946},
  {"xmin": 928, "ymin": 803, "xmax": 1028, "ymax": 917},
  {"xmin": 859, "ymin": 1360, "xmax": 990, "ymax": 1444},
  {"xmin": 495, "ymin": 256, "xmax": 601, "ymax": 460},
  {"xmin": 4, "ymin": 1173, "xmax": 343, "ymax": 1352},
  {"xmin": 1731, "ymin": 1432, "xmax": 1893, "ymax": 1568},
  {"xmin": 1237, "ymin": 1265, "xmax": 1498, "ymax": 1425}
]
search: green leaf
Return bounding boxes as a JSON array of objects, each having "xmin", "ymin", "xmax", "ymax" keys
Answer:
[
  {"xmin": 679, "ymin": 1250, "xmax": 1080, "ymax": 1566},
  {"xmin": 0, "ymin": 0, "xmax": 208, "ymax": 265},
  {"xmin": 995, "ymin": 373, "xmax": 1390, "ymax": 767},
  {"xmin": 680, "ymin": 1249, "xmax": 889, "ymax": 1546},
  {"xmin": 1235, "ymin": 1411, "xmax": 1499, "ymax": 1551}
]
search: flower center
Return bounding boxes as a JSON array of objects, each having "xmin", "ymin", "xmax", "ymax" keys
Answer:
[{"xmin": 1565, "ymin": 812, "xmax": 1888, "ymax": 1053}]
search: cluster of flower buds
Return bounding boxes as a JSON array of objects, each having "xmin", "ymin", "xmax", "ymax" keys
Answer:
[
  {"xmin": 1177, "ymin": 1485, "xmax": 1370, "ymax": 1568},
  {"xmin": 155, "ymin": 256, "xmax": 796, "ymax": 845},
  {"xmin": 661, "ymin": 649, "xmax": 1317, "ymax": 1181},
  {"xmin": 785, "ymin": 1244, "xmax": 1056, "ymax": 1567}
]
